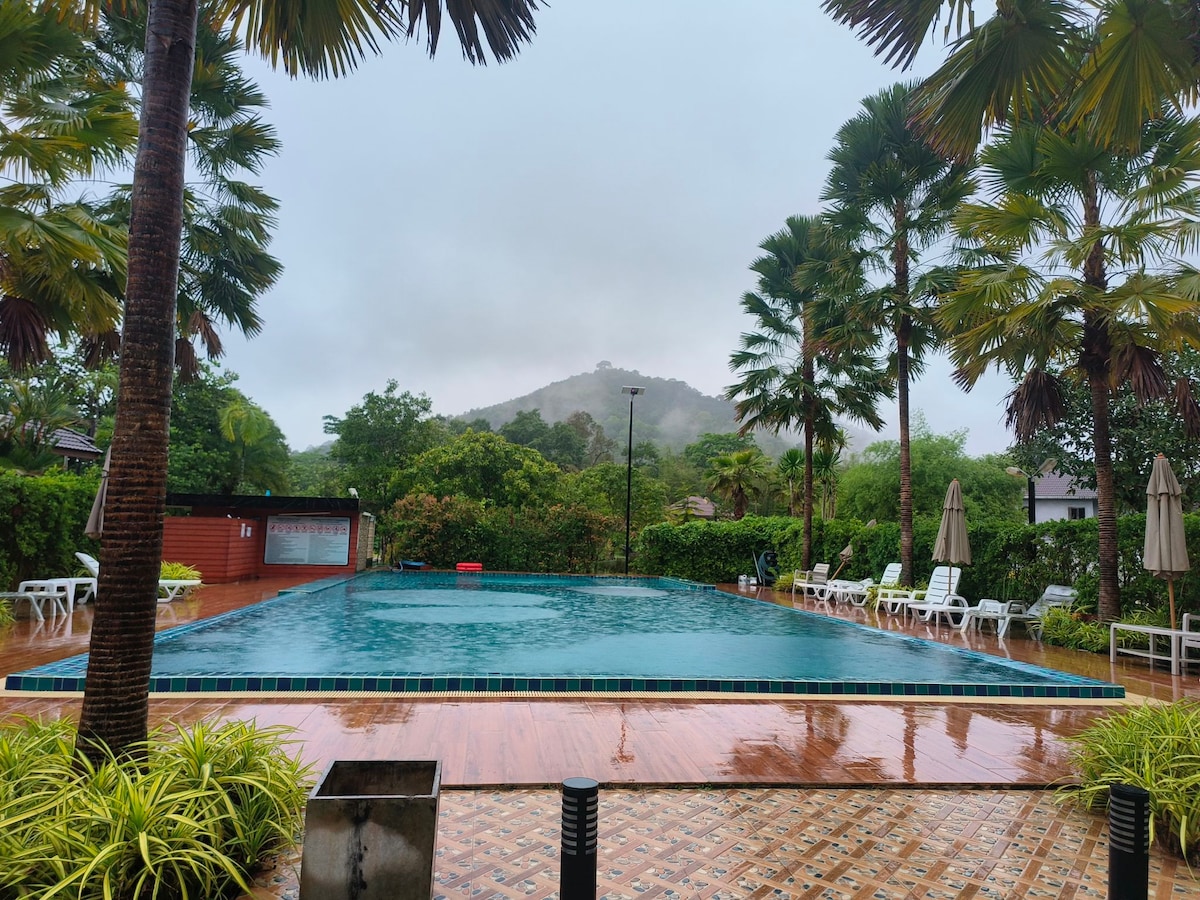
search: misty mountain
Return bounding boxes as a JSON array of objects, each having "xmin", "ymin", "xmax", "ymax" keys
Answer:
[{"xmin": 459, "ymin": 362, "xmax": 878, "ymax": 457}]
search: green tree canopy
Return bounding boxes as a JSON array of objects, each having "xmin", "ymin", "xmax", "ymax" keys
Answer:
[
  {"xmin": 168, "ymin": 367, "xmax": 288, "ymax": 494},
  {"xmin": 399, "ymin": 430, "xmax": 562, "ymax": 509},
  {"xmin": 323, "ymin": 380, "xmax": 443, "ymax": 512},
  {"xmin": 683, "ymin": 432, "xmax": 757, "ymax": 471},
  {"xmin": 838, "ymin": 423, "xmax": 1024, "ymax": 524}
]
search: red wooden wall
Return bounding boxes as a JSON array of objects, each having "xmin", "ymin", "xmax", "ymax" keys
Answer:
[{"xmin": 162, "ymin": 513, "xmax": 362, "ymax": 584}]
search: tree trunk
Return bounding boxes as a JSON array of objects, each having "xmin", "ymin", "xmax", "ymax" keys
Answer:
[
  {"xmin": 1080, "ymin": 173, "xmax": 1120, "ymax": 621},
  {"xmin": 1089, "ymin": 371, "xmax": 1121, "ymax": 621},
  {"xmin": 896, "ymin": 319, "xmax": 913, "ymax": 586},
  {"xmin": 801, "ymin": 343, "xmax": 815, "ymax": 572},
  {"xmin": 77, "ymin": 0, "xmax": 197, "ymax": 761},
  {"xmin": 893, "ymin": 202, "xmax": 913, "ymax": 586}
]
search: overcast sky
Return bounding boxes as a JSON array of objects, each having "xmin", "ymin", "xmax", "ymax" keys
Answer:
[{"xmin": 220, "ymin": 1, "xmax": 1015, "ymax": 455}]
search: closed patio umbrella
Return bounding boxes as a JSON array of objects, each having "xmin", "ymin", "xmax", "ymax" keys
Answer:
[
  {"xmin": 84, "ymin": 447, "xmax": 110, "ymax": 539},
  {"xmin": 933, "ymin": 479, "xmax": 971, "ymax": 566},
  {"xmin": 1144, "ymin": 453, "xmax": 1189, "ymax": 629}
]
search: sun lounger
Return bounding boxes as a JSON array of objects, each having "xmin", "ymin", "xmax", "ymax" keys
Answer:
[
  {"xmin": 0, "ymin": 585, "xmax": 69, "ymax": 621},
  {"xmin": 1181, "ymin": 613, "xmax": 1200, "ymax": 674},
  {"xmin": 75, "ymin": 552, "xmax": 201, "ymax": 603},
  {"xmin": 903, "ymin": 567, "xmax": 966, "ymax": 625},
  {"xmin": 791, "ymin": 563, "xmax": 830, "ymax": 600},
  {"xmin": 958, "ymin": 599, "xmax": 1010, "ymax": 634},
  {"xmin": 998, "ymin": 584, "xmax": 1077, "ymax": 638},
  {"xmin": 17, "ymin": 576, "xmax": 95, "ymax": 612}
]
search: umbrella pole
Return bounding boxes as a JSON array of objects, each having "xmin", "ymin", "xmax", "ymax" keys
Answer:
[{"xmin": 1168, "ymin": 579, "xmax": 1177, "ymax": 631}]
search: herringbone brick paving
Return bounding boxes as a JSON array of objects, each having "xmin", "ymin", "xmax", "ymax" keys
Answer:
[{"xmin": 249, "ymin": 787, "xmax": 1195, "ymax": 899}]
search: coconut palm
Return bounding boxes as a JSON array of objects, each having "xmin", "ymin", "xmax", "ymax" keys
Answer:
[
  {"xmin": 727, "ymin": 215, "xmax": 888, "ymax": 569},
  {"xmin": 51, "ymin": 0, "xmax": 541, "ymax": 761},
  {"xmin": 822, "ymin": 81, "xmax": 974, "ymax": 586},
  {"xmin": 823, "ymin": 0, "xmax": 1200, "ymax": 161},
  {"xmin": 706, "ymin": 449, "xmax": 771, "ymax": 520},
  {"xmin": 941, "ymin": 111, "xmax": 1200, "ymax": 620}
]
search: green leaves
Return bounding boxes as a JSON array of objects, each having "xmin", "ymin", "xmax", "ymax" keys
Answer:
[
  {"xmin": 0, "ymin": 716, "xmax": 312, "ymax": 898},
  {"xmin": 1058, "ymin": 700, "xmax": 1200, "ymax": 859}
]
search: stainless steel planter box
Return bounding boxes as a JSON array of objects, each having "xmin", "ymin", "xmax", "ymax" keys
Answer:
[{"xmin": 299, "ymin": 760, "xmax": 441, "ymax": 900}]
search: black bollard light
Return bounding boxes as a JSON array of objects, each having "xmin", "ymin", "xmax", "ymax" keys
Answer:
[
  {"xmin": 1108, "ymin": 783, "xmax": 1150, "ymax": 900},
  {"xmin": 560, "ymin": 776, "xmax": 599, "ymax": 900}
]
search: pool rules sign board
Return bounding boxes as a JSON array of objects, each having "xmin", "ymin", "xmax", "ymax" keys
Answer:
[{"xmin": 264, "ymin": 516, "xmax": 351, "ymax": 566}]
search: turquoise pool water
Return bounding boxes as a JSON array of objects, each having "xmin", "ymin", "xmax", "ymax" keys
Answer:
[{"xmin": 7, "ymin": 572, "xmax": 1123, "ymax": 698}]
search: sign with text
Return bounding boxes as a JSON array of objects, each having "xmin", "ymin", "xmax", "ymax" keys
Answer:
[{"xmin": 264, "ymin": 516, "xmax": 350, "ymax": 566}]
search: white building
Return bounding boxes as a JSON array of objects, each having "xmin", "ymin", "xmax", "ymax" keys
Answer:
[{"xmin": 1027, "ymin": 472, "xmax": 1098, "ymax": 522}]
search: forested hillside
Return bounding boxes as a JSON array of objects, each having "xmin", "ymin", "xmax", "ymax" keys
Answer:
[{"xmin": 461, "ymin": 362, "xmax": 876, "ymax": 454}]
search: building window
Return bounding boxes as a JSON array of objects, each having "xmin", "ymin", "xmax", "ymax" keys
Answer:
[{"xmin": 1068, "ymin": 506, "xmax": 1087, "ymax": 520}]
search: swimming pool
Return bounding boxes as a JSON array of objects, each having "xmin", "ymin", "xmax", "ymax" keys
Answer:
[{"xmin": 7, "ymin": 572, "xmax": 1123, "ymax": 698}]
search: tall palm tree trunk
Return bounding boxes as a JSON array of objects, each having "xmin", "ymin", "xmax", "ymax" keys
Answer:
[
  {"xmin": 1089, "ymin": 371, "xmax": 1121, "ymax": 621},
  {"xmin": 1081, "ymin": 175, "xmax": 1120, "ymax": 622},
  {"xmin": 897, "ymin": 330, "xmax": 913, "ymax": 585},
  {"xmin": 801, "ymin": 330, "xmax": 816, "ymax": 571},
  {"xmin": 802, "ymin": 407, "xmax": 814, "ymax": 572},
  {"xmin": 77, "ymin": 0, "xmax": 197, "ymax": 761}
]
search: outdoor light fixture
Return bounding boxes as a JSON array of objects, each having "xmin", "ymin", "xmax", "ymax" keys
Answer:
[
  {"xmin": 621, "ymin": 386, "xmax": 646, "ymax": 575},
  {"xmin": 1005, "ymin": 458, "xmax": 1057, "ymax": 525}
]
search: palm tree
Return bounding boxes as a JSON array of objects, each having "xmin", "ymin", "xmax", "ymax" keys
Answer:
[
  {"xmin": 706, "ymin": 449, "xmax": 771, "ymax": 519},
  {"xmin": 727, "ymin": 215, "xmax": 888, "ymax": 569},
  {"xmin": 822, "ymin": 82, "xmax": 974, "ymax": 586},
  {"xmin": 0, "ymin": 375, "xmax": 84, "ymax": 472},
  {"xmin": 812, "ymin": 428, "xmax": 847, "ymax": 519},
  {"xmin": 56, "ymin": 0, "xmax": 542, "ymax": 761},
  {"xmin": 777, "ymin": 448, "xmax": 804, "ymax": 516},
  {"xmin": 941, "ymin": 112, "xmax": 1200, "ymax": 620},
  {"xmin": 823, "ymin": 1, "xmax": 1200, "ymax": 160},
  {"xmin": 0, "ymin": 7, "xmax": 134, "ymax": 370}
]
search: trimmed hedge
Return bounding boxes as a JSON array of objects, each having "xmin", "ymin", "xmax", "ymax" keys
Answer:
[{"xmin": 0, "ymin": 470, "xmax": 99, "ymax": 590}]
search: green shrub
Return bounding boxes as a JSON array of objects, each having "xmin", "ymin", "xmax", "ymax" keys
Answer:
[
  {"xmin": 1057, "ymin": 701, "xmax": 1200, "ymax": 861},
  {"xmin": 0, "ymin": 716, "xmax": 312, "ymax": 899},
  {"xmin": 1039, "ymin": 607, "xmax": 1111, "ymax": 653},
  {"xmin": 160, "ymin": 561, "xmax": 202, "ymax": 581}
]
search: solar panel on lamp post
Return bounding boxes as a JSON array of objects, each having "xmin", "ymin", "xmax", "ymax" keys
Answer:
[{"xmin": 621, "ymin": 386, "xmax": 645, "ymax": 575}]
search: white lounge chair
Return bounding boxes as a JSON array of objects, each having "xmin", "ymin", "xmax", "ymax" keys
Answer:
[
  {"xmin": 998, "ymin": 584, "xmax": 1077, "ymax": 638},
  {"xmin": 1179, "ymin": 613, "xmax": 1200, "ymax": 673},
  {"xmin": 958, "ymin": 598, "xmax": 1010, "ymax": 634},
  {"xmin": 791, "ymin": 563, "xmax": 831, "ymax": 601},
  {"xmin": 904, "ymin": 567, "xmax": 967, "ymax": 625},
  {"xmin": 0, "ymin": 585, "xmax": 69, "ymax": 621},
  {"xmin": 75, "ymin": 552, "xmax": 201, "ymax": 603},
  {"xmin": 827, "ymin": 577, "xmax": 874, "ymax": 607},
  {"xmin": 16, "ymin": 573, "xmax": 96, "ymax": 613}
]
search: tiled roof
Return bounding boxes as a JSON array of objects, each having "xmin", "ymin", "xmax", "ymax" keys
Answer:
[
  {"xmin": 1033, "ymin": 472, "xmax": 1097, "ymax": 500},
  {"xmin": 0, "ymin": 415, "xmax": 101, "ymax": 459}
]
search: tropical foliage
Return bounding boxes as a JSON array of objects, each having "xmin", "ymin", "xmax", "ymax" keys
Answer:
[
  {"xmin": 1059, "ymin": 701, "xmax": 1200, "ymax": 860},
  {"xmin": 0, "ymin": 716, "xmax": 311, "ymax": 898},
  {"xmin": 942, "ymin": 112, "xmax": 1200, "ymax": 620},
  {"xmin": 727, "ymin": 214, "xmax": 888, "ymax": 567},
  {"xmin": 823, "ymin": 0, "xmax": 1200, "ymax": 161},
  {"xmin": 821, "ymin": 80, "xmax": 974, "ymax": 586}
]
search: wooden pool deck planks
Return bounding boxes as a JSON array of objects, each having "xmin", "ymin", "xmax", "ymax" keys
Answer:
[{"xmin": 1, "ymin": 576, "xmax": 1197, "ymax": 787}]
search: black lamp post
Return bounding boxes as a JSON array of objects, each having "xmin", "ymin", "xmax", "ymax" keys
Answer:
[
  {"xmin": 1006, "ymin": 458, "xmax": 1057, "ymax": 524},
  {"xmin": 621, "ymin": 386, "xmax": 645, "ymax": 575}
]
